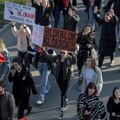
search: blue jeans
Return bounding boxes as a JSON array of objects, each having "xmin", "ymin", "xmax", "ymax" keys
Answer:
[
  {"xmin": 89, "ymin": 6, "xmax": 95, "ymax": 31},
  {"xmin": 37, "ymin": 62, "xmax": 51, "ymax": 101},
  {"xmin": 116, "ymin": 17, "xmax": 120, "ymax": 40}
]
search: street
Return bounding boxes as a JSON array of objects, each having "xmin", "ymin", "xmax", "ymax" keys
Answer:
[{"xmin": 0, "ymin": 0, "xmax": 120, "ymax": 120}]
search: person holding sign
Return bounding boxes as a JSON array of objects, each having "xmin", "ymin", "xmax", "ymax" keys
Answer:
[
  {"xmin": 33, "ymin": 0, "xmax": 54, "ymax": 26},
  {"xmin": 34, "ymin": 47, "xmax": 52, "ymax": 105},
  {"xmin": 42, "ymin": 47, "xmax": 76, "ymax": 119},
  {"xmin": 11, "ymin": 23, "xmax": 31, "ymax": 69},
  {"xmin": 63, "ymin": 5, "xmax": 79, "ymax": 78}
]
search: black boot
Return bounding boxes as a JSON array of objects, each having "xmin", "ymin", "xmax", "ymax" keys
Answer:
[{"xmin": 27, "ymin": 105, "xmax": 32, "ymax": 116}]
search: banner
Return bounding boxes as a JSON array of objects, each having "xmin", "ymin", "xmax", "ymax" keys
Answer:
[
  {"xmin": 4, "ymin": 1, "xmax": 35, "ymax": 25},
  {"xmin": 31, "ymin": 24, "xmax": 44, "ymax": 46},
  {"xmin": 43, "ymin": 27, "xmax": 77, "ymax": 51}
]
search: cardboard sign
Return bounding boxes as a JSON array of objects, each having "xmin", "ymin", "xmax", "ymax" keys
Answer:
[
  {"xmin": 43, "ymin": 27, "xmax": 77, "ymax": 51},
  {"xmin": 4, "ymin": 1, "xmax": 35, "ymax": 25},
  {"xmin": 31, "ymin": 24, "xmax": 44, "ymax": 46}
]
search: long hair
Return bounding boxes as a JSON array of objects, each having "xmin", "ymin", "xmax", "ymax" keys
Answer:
[
  {"xmin": 42, "ymin": 0, "xmax": 50, "ymax": 8},
  {"xmin": 112, "ymin": 87, "xmax": 120, "ymax": 99},
  {"xmin": 0, "ymin": 39, "xmax": 8, "ymax": 53},
  {"xmin": 85, "ymin": 82, "xmax": 97, "ymax": 96},
  {"xmin": 83, "ymin": 25, "xmax": 93, "ymax": 34},
  {"xmin": 87, "ymin": 56, "xmax": 97, "ymax": 72}
]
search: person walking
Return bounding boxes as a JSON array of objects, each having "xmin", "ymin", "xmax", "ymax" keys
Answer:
[
  {"xmin": 77, "ymin": 25, "xmax": 96, "ymax": 77},
  {"xmin": 94, "ymin": 8, "xmax": 117, "ymax": 68},
  {"xmin": 8, "ymin": 57, "xmax": 37, "ymax": 119},
  {"xmin": 63, "ymin": 5, "xmax": 79, "ymax": 78},
  {"xmin": 107, "ymin": 87, "xmax": 120, "ymax": 120},
  {"xmin": 79, "ymin": 56, "xmax": 103, "ymax": 95},
  {"xmin": 53, "ymin": 0, "xmax": 71, "ymax": 28},
  {"xmin": 104, "ymin": 0, "xmax": 120, "ymax": 49},
  {"xmin": 42, "ymin": 48, "xmax": 76, "ymax": 119},
  {"xmin": 33, "ymin": 47, "xmax": 52, "ymax": 105},
  {"xmin": 0, "ymin": 39, "xmax": 11, "ymax": 91},
  {"xmin": 77, "ymin": 82, "xmax": 107, "ymax": 120},
  {"xmin": 0, "ymin": 80, "xmax": 15, "ymax": 120}
]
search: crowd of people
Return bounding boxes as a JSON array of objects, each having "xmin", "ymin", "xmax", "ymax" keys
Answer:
[{"xmin": 0, "ymin": 0, "xmax": 120, "ymax": 120}]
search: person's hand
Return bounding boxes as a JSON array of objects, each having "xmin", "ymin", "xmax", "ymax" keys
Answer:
[
  {"xmin": 94, "ymin": 6, "xmax": 98, "ymax": 14},
  {"xmin": 42, "ymin": 46, "xmax": 46, "ymax": 51},
  {"xmin": 23, "ymin": 24, "xmax": 27, "ymax": 29},
  {"xmin": 11, "ymin": 69, "xmax": 16, "ymax": 76},
  {"xmin": 109, "ymin": 9, "xmax": 115, "ymax": 16},
  {"xmin": 112, "ymin": 112, "xmax": 116, "ymax": 117},
  {"xmin": 82, "ymin": 31, "xmax": 87, "ymax": 35},
  {"xmin": 11, "ymin": 21, "xmax": 16, "ymax": 27},
  {"xmin": 87, "ymin": 44, "xmax": 92, "ymax": 48},
  {"xmin": 84, "ymin": 110, "xmax": 89, "ymax": 115}
]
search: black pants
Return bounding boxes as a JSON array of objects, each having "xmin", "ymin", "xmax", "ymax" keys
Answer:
[
  {"xmin": 72, "ymin": 0, "xmax": 77, "ymax": 6},
  {"xmin": 18, "ymin": 95, "xmax": 30, "ymax": 119},
  {"xmin": 98, "ymin": 53, "xmax": 114, "ymax": 68},
  {"xmin": 57, "ymin": 78, "xmax": 70, "ymax": 107},
  {"xmin": 77, "ymin": 51, "xmax": 88, "ymax": 72},
  {"xmin": 18, "ymin": 51, "xmax": 30, "ymax": 69}
]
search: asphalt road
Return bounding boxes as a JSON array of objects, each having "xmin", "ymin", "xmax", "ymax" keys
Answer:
[{"xmin": 0, "ymin": 0, "xmax": 120, "ymax": 120}]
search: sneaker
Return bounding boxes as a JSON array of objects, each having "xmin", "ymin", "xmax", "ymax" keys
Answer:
[
  {"xmin": 110, "ymin": 60, "xmax": 114, "ymax": 66},
  {"xmin": 57, "ymin": 111, "xmax": 63, "ymax": 120},
  {"xmin": 45, "ymin": 89, "xmax": 50, "ymax": 94},
  {"xmin": 36, "ymin": 100, "xmax": 44, "ymax": 105},
  {"xmin": 63, "ymin": 103, "xmax": 69, "ymax": 111},
  {"xmin": 64, "ymin": 99, "xmax": 69, "ymax": 110}
]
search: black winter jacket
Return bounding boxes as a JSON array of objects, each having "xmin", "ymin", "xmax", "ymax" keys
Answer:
[
  {"xmin": 43, "ymin": 52, "xmax": 76, "ymax": 81},
  {"xmin": 77, "ymin": 32, "xmax": 96, "ymax": 55},
  {"xmin": 8, "ymin": 65, "xmax": 37, "ymax": 106},
  {"xmin": 94, "ymin": 14, "xmax": 117, "ymax": 55},
  {"xmin": 33, "ymin": 0, "xmax": 54, "ymax": 26},
  {"xmin": 63, "ymin": 14, "xmax": 79, "ymax": 32}
]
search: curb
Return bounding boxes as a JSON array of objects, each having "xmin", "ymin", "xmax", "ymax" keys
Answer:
[{"xmin": 0, "ymin": 22, "xmax": 11, "ymax": 36}]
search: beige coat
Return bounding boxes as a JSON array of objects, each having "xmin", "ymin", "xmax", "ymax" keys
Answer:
[{"xmin": 80, "ymin": 65, "xmax": 103, "ymax": 95}]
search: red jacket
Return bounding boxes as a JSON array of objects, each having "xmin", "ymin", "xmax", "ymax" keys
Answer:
[{"xmin": 63, "ymin": 0, "xmax": 70, "ymax": 8}]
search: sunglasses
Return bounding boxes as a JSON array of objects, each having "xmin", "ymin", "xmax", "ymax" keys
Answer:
[{"xmin": 60, "ymin": 51, "xmax": 65, "ymax": 54}]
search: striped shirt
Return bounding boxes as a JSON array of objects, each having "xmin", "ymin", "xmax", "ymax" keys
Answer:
[{"xmin": 77, "ymin": 93, "xmax": 107, "ymax": 120}]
